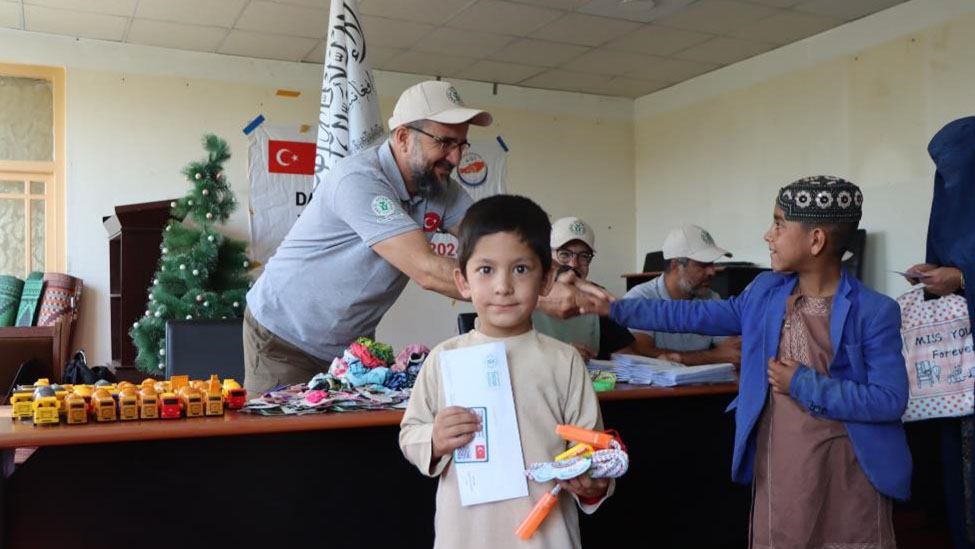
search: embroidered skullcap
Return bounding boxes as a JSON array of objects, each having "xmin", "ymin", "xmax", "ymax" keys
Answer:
[{"xmin": 776, "ymin": 175, "xmax": 862, "ymax": 223}]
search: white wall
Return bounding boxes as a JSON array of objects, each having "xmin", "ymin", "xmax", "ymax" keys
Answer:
[
  {"xmin": 0, "ymin": 28, "xmax": 634, "ymax": 365},
  {"xmin": 632, "ymin": 0, "xmax": 975, "ymax": 298}
]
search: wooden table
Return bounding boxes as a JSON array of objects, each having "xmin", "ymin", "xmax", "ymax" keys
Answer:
[
  {"xmin": 0, "ymin": 383, "xmax": 737, "ymax": 450},
  {"xmin": 0, "ymin": 383, "xmax": 745, "ymax": 549}
]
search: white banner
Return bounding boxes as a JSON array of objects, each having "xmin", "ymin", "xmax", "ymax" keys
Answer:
[
  {"xmin": 247, "ymin": 124, "xmax": 316, "ymax": 266},
  {"xmin": 426, "ymin": 140, "xmax": 509, "ymax": 258},
  {"xmin": 453, "ymin": 140, "xmax": 507, "ymax": 202},
  {"xmin": 247, "ymin": 0, "xmax": 382, "ymax": 266},
  {"xmin": 316, "ymin": 0, "xmax": 383, "ymax": 186}
]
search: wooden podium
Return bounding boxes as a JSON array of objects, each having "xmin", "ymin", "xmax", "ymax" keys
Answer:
[{"xmin": 103, "ymin": 200, "xmax": 179, "ymax": 377}]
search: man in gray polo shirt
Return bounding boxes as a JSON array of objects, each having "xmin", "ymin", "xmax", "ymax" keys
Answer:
[
  {"xmin": 244, "ymin": 80, "xmax": 489, "ymax": 394},
  {"xmin": 623, "ymin": 225, "xmax": 741, "ymax": 366},
  {"xmin": 244, "ymin": 81, "xmax": 609, "ymax": 393}
]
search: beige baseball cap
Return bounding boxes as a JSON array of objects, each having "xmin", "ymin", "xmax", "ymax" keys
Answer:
[
  {"xmin": 662, "ymin": 225, "xmax": 731, "ymax": 263},
  {"xmin": 387, "ymin": 81, "xmax": 493, "ymax": 130},
  {"xmin": 551, "ymin": 217, "xmax": 595, "ymax": 252}
]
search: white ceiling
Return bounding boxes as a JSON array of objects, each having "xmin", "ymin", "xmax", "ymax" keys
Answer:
[{"xmin": 0, "ymin": 0, "xmax": 908, "ymax": 98}]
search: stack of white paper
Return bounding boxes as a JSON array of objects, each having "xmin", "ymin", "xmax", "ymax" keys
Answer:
[
  {"xmin": 610, "ymin": 354, "xmax": 682, "ymax": 385},
  {"xmin": 650, "ymin": 363, "xmax": 737, "ymax": 387},
  {"xmin": 609, "ymin": 354, "xmax": 737, "ymax": 386},
  {"xmin": 586, "ymin": 359, "xmax": 616, "ymax": 374}
]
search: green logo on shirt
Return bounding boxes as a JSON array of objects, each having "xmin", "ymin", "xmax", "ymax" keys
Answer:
[{"xmin": 372, "ymin": 195, "xmax": 395, "ymax": 218}]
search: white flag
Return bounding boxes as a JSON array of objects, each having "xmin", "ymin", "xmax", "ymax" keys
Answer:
[
  {"xmin": 428, "ymin": 141, "xmax": 508, "ymax": 259},
  {"xmin": 246, "ymin": 123, "xmax": 316, "ymax": 266},
  {"xmin": 316, "ymin": 0, "xmax": 384, "ymax": 187}
]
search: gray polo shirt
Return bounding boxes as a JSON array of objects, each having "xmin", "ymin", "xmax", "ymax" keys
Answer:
[
  {"xmin": 247, "ymin": 140, "xmax": 473, "ymax": 360},
  {"xmin": 622, "ymin": 274, "xmax": 725, "ymax": 352}
]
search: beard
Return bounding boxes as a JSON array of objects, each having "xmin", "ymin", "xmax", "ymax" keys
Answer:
[
  {"xmin": 677, "ymin": 276, "xmax": 712, "ymax": 299},
  {"xmin": 410, "ymin": 155, "xmax": 453, "ymax": 200}
]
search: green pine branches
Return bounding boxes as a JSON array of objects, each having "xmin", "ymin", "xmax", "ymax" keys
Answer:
[{"xmin": 129, "ymin": 134, "xmax": 252, "ymax": 374}]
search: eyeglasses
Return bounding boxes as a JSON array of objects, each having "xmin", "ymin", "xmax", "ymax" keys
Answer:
[
  {"xmin": 406, "ymin": 126, "xmax": 471, "ymax": 154},
  {"xmin": 556, "ymin": 249, "xmax": 595, "ymax": 266}
]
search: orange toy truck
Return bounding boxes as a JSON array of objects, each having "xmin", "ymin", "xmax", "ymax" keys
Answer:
[
  {"xmin": 178, "ymin": 386, "xmax": 204, "ymax": 418},
  {"xmin": 64, "ymin": 392, "xmax": 88, "ymax": 424},
  {"xmin": 139, "ymin": 386, "xmax": 159, "ymax": 419},
  {"xmin": 91, "ymin": 389, "xmax": 117, "ymax": 422},
  {"xmin": 118, "ymin": 387, "xmax": 139, "ymax": 421}
]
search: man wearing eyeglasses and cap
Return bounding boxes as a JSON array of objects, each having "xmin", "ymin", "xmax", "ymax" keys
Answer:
[
  {"xmin": 623, "ymin": 225, "xmax": 741, "ymax": 366},
  {"xmin": 244, "ymin": 81, "xmax": 610, "ymax": 394},
  {"xmin": 532, "ymin": 217, "xmax": 636, "ymax": 361}
]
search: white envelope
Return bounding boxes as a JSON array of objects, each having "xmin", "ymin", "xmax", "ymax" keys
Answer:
[{"xmin": 440, "ymin": 341, "xmax": 528, "ymax": 507}]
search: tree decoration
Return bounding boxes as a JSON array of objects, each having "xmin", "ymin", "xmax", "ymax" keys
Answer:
[{"xmin": 129, "ymin": 134, "xmax": 253, "ymax": 373}]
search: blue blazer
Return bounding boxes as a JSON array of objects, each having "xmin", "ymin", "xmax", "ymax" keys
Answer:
[{"xmin": 611, "ymin": 269, "xmax": 912, "ymax": 500}]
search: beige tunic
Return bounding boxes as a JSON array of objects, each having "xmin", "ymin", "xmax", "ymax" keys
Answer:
[
  {"xmin": 751, "ymin": 294, "xmax": 895, "ymax": 549},
  {"xmin": 400, "ymin": 329, "xmax": 613, "ymax": 549}
]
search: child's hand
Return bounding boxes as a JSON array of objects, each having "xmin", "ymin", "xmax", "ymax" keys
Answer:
[
  {"xmin": 432, "ymin": 406, "xmax": 482, "ymax": 459},
  {"xmin": 559, "ymin": 474, "xmax": 609, "ymax": 500},
  {"xmin": 767, "ymin": 357, "xmax": 799, "ymax": 394}
]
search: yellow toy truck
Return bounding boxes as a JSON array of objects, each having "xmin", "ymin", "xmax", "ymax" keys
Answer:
[
  {"xmin": 169, "ymin": 375, "xmax": 189, "ymax": 393},
  {"xmin": 91, "ymin": 389, "xmax": 117, "ymax": 422},
  {"xmin": 118, "ymin": 387, "xmax": 139, "ymax": 421},
  {"xmin": 204, "ymin": 375, "xmax": 224, "ymax": 416},
  {"xmin": 31, "ymin": 387, "xmax": 59, "ymax": 426},
  {"xmin": 72, "ymin": 385, "xmax": 93, "ymax": 412},
  {"xmin": 10, "ymin": 392, "xmax": 33, "ymax": 420},
  {"xmin": 178, "ymin": 386, "xmax": 204, "ymax": 418},
  {"xmin": 139, "ymin": 386, "xmax": 159, "ymax": 419},
  {"xmin": 64, "ymin": 392, "xmax": 88, "ymax": 424}
]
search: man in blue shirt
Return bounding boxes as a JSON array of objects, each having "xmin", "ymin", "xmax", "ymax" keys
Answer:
[{"xmin": 624, "ymin": 225, "xmax": 741, "ymax": 366}]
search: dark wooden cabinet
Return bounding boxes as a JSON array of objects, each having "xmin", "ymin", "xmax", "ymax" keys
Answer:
[
  {"xmin": 0, "ymin": 319, "xmax": 69, "ymax": 392},
  {"xmin": 103, "ymin": 200, "xmax": 178, "ymax": 373}
]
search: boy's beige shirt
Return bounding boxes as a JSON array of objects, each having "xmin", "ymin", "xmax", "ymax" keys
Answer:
[{"xmin": 400, "ymin": 329, "xmax": 613, "ymax": 549}]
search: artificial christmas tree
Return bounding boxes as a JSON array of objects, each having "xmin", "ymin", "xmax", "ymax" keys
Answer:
[{"xmin": 130, "ymin": 134, "xmax": 252, "ymax": 373}]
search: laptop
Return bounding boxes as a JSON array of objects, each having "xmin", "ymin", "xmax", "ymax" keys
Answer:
[{"xmin": 165, "ymin": 318, "xmax": 245, "ymax": 382}]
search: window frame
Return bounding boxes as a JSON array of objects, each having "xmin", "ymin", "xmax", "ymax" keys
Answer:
[{"xmin": 0, "ymin": 63, "xmax": 66, "ymax": 277}]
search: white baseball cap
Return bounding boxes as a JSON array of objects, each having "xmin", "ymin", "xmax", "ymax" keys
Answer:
[
  {"xmin": 551, "ymin": 217, "xmax": 595, "ymax": 252},
  {"xmin": 662, "ymin": 225, "xmax": 731, "ymax": 263},
  {"xmin": 387, "ymin": 81, "xmax": 493, "ymax": 130}
]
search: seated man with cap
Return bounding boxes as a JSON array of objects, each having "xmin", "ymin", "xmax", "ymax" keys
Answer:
[
  {"xmin": 532, "ymin": 217, "xmax": 636, "ymax": 361},
  {"xmin": 623, "ymin": 225, "xmax": 741, "ymax": 366}
]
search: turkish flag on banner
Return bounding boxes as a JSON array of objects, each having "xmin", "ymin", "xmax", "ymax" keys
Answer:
[{"xmin": 268, "ymin": 140, "xmax": 316, "ymax": 174}]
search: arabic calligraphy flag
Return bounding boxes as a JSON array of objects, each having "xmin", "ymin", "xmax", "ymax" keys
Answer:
[
  {"xmin": 246, "ymin": 0, "xmax": 383, "ymax": 266},
  {"xmin": 317, "ymin": 0, "xmax": 384, "ymax": 181}
]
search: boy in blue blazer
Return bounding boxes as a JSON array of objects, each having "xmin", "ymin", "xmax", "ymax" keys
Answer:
[{"xmin": 592, "ymin": 176, "xmax": 910, "ymax": 547}]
